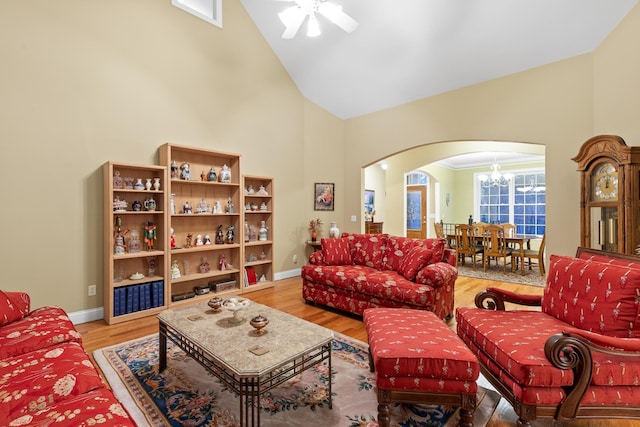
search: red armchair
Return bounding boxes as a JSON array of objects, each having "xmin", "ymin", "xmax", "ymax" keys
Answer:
[{"xmin": 456, "ymin": 248, "xmax": 640, "ymax": 426}]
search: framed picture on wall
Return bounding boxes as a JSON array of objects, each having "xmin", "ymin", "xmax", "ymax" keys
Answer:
[
  {"xmin": 364, "ymin": 189, "xmax": 375, "ymax": 213},
  {"xmin": 314, "ymin": 183, "xmax": 335, "ymax": 211}
]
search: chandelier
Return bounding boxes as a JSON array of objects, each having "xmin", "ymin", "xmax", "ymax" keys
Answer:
[
  {"xmin": 478, "ymin": 162, "xmax": 513, "ymax": 188},
  {"xmin": 277, "ymin": 0, "xmax": 359, "ymax": 39}
]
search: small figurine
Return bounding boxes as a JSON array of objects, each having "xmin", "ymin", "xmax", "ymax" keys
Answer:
[
  {"xmin": 113, "ymin": 170, "xmax": 123, "ymax": 189},
  {"xmin": 185, "ymin": 233, "xmax": 193, "ymax": 248},
  {"xmin": 259, "ymin": 221, "xmax": 268, "ymax": 241},
  {"xmin": 207, "ymin": 167, "xmax": 217, "ymax": 182},
  {"xmin": 215, "ymin": 225, "xmax": 224, "ymax": 244},
  {"xmin": 170, "ymin": 227, "xmax": 176, "ymax": 249},
  {"xmin": 171, "ymin": 260, "xmax": 181, "ymax": 279},
  {"xmin": 248, "ymin": 224, "xmax": 257, "ymax": 242},
  {"xmin": 219, "ymin": 164, "xmax": 231, "ymax": 183},
  {"xmin": 183, "ymin": 201, "xmax": 192, "ymax": 214},
  {"xmin": 260, "ymin": 251, "xmax": 266, "ymax": 260},
  {"xmin": 247, "ymin": 185, "xmax": 255, "ymax": 195},
  {"xmin": 226, "ymin": 197, "xmax": 234, "ymax": 214},
  {"xmin": 144, "ymin": 222, "xmax": 156, "ymax": 250},
  {"xmin": 113, "ymin": 196, "xmax": 128, "ymax": 212},
  {"xmin": 201, "ymin": 170, "xmax": 207, "ymax": 181},
  {"xmin": 195, "ymin": 234, "xmax": 204, "ymax": 246},
  {"xmin": 200, "ymin": 257, "xmax": 210, "ymax": 273},
  {"xmin": 219, "ymin": 254, "xmax": 227, "ymax": 271},
  {"xmin": 204, "ymin": 234, "xmax": 211, "ymax": 245},
  {"xmin": 259, "ymin": 202, "xmax": 267, "ymax": 211},
  {"xmin": 225, "ymin": 225, "xmax": 234, "ymax": 244},
  {"xmin": 114, "ymin": 230, "xmax": 127, "ymax": 255},
  {"xmin": 128, "ymin": 230, "xmax": 141, "ymax": 253},
  {"xmin": 131, "ymin": 200, "xmax": 142, "ymax": 212},
  {"xmin": 259, "ymin": 274, "xmax": 267, "ymax": 282},
  {"xmin": 244, "ymin": 203, "xmax": 251, "ymax": 211},
  {"xmin": 196, "ymin": 198, "xmax": 210, "ymax": 214},
  {"xmin": 180, "ymin": 162, "xmax": 191, "ymax": 180},
  {"xmin": 170, "ymin": 160, "xmax": 179, "ymax": 179},
  {"xmin": 256, "ymin": 185, "xmax": 269, "ymax": 196},
  {"xmin": 213, "ymin": 200, "xmax": 222, "ymax": 214}
]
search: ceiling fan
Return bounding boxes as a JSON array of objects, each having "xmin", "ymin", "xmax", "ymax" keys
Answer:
[{"xmin": 273, "ymin": 0, "xmax": 359, "ymax": 39}]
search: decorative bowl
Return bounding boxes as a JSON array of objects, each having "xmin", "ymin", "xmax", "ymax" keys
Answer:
[
  {"xmin": 222, "ymin": 297, "xmax": 250, "ymax": 323},
  {"xmin": 250, "ymin": 315, "xmax": 269, "ymax": 334},
  {"xmin": 207, "ymin": 297, "xmax": 224, "ymax": 312}
]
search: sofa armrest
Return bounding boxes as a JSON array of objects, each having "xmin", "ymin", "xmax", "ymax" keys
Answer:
[
  {"xmin": 474, "ymin": 287, "xmax": 542, "ymax": 310},
  {"xmin": 544, "ymin": 330, "xmax": 640, "ymax": 420},
  {"xmin": 4, "ymin": 291, "xmax": 30, "ymax": 317},
  {"xmin": 308, "ymin": 250, "xmax": 325, "ymax": 265},
  {"xmin": 415, "ymin": 262, "xmax": 457, "ymax": 288}
]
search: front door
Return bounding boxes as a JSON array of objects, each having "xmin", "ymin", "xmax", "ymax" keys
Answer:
[{"xmin": 407, "ymin": 185, "xmax": 426, "ymax": 238}]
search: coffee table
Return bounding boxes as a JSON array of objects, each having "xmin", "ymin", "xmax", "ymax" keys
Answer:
[{"xmin": 158, "ymin": 299, "xmax": 334, "ymax": 426}]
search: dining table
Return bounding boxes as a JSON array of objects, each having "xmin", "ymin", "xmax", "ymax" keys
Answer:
[{"xmin": 446, "ymin": 233, "xmax": 540, "ymax": 275}]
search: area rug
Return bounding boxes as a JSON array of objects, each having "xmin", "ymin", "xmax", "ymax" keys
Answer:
[
  {"xmin": 457, "ymin": 263, "xmax": 546, "ymax": 287},
  {"xmin": 94, "ymin": 333, "xmax": 500, "ymax": 427}
]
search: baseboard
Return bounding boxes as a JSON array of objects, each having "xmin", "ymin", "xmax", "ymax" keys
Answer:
[
  {"xmin": 275, "ymin": 268, "xmax": 301, "ymax": 280},
  {"xmin": 70, "ymin": 270, "xmax": 302, "ymax": 325},
  {"xmin": 69, "ymin": 307, "xmax": 104, "ymax": 325}
]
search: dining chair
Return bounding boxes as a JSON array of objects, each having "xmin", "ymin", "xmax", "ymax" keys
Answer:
[
  {"xmin": 482, "ymin": 224, "xmax": 513, "ymax": 272},
  {"xmin": 434, "ymin": 222, "xmax": 445, "ymax": 239},
  {"xmin": 519, "ymin": 232, "xmax": 546, "ymax": 275},
  {"xmin": 454, "ymin": 224, "xmax": 483, "ymax": 269},
  {"xmin": 500, "ymin": 223, "xmax": 516, "ymax": 237}
]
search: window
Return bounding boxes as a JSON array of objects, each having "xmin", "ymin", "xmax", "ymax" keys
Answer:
[
  {"xmin": 172, "ymin": 0, "xmax": 222, "ymax": 28},
  {"xmin": 476, "ymin": 169, "xmax": 545, "ymax": 236}
]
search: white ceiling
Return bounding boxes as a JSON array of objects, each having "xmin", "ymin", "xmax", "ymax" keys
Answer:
[
  {"xmin": 240, "ymin": 0, "xmax": 638, "ymax": 119},
  {"xmin": 433, "ymin": 152, "xmax": 544, "ymax": 169}
]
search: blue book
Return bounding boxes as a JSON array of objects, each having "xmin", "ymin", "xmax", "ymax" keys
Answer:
[
  {"xmin": 119, "ymin": 288, "xmax": 126, "ymax": 316},
  {"xmin": 132, "ymin": 286, "xmax": 140, "ymax": 312},
  {"xmin": 143, "ymin": 283, "xmax": 151, "ymax": 310},
  {"xmin": 114, "ymin": 288, "xmax": 121, "ymax": 316}
]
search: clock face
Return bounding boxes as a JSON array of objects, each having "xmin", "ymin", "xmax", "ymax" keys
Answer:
[{"xmin": 592, "ymin": 162, "xmax": 618, "ymax": 201}]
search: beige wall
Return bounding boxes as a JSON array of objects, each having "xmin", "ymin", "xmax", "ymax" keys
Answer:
[
  {"xmin": 0, "ymin": 1, "xmax": 314, "ymax": 312},
  {"xmin": 344, "ymin": 55, "xmax": 594, "ymax": 257},
  {"xmin": 2, "ymin": 1, "xmax": 640, "ymax": 316}
]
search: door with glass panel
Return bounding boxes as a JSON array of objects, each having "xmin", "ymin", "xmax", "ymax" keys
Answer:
[{"xmin": 407, "ymin": 185, "xmax": 426, "ymax": 238}]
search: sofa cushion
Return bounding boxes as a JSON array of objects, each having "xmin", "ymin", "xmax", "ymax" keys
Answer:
[
  {"xmin": 342, "ymin": 233, "xmax": 387, "ymax": 269},
  {"xmin": 456, "ymin": 307, "xmax": 575, "ymax": 387},
  {"xmin": 0, "ymin": 290, "xmax": 26, "ymax": 327},
  {"xmin": 542, "ymin": 255, "xmax": 640, "ymax": 338},
  {"xmin": 6, "ymin": 388, "xmax": 136, "ymax": 427},
  {"xmin": 302, "ymin": 264, "xmax": 374, "ymax": 290},
  {"xmin": 0, "ymin": 342, "xmax": 105, "ymax": 420},
  {"xmin": 321, "ymin": 237, "xmax": 353, "ymax": 265},
  {"xmin": 0, "ymin": 306, "xmax": 82, "ymax": 359},
  {"xmin": 398, "ymin": 246, "xmax": 433, "ymax": 280},
  {"xmin": 382, "ymin": 237, "xmax": 445, "ymax": 271}
]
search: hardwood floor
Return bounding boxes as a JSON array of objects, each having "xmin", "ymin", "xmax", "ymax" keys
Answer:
[{"xmin": 78, "ymin": 276, "xmax": 640, "ymax": 427}]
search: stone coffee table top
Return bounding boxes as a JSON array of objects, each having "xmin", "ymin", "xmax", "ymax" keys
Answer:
[{"xmin": 158, "ymin": 299, "xmax": 334, "ymax": 376}]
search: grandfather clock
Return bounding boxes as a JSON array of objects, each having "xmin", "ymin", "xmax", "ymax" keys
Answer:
[{"xmin": 573, "ymin": 135, "xmax": 640, "ymax": 255}]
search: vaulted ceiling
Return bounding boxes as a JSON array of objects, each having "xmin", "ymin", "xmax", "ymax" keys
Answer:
[{"xmin": 241, "ymin": 0, "xmax": 638, "ymax": 120}]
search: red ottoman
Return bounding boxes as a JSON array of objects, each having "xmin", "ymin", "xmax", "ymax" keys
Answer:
[{"xmin": 364, "ymin": 308, "xmax": 480, "ymax": 427}]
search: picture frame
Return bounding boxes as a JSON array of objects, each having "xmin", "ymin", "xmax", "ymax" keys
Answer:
[
  {"xmin": 364, "ymin": 189, "xmax": 375, "ymax": 213},
  {"xmin": 314, "ymin": 183, "xmax": 335, "ymax": 211}
]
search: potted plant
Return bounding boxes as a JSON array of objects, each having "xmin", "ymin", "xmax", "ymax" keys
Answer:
[{"xmin": 308, "ymin": 218, "xmax": 323, "ymax": 242}]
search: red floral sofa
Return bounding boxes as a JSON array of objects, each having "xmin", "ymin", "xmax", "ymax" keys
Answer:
[
  {"xmin": 301, "ymin": 233, "xmax": 457, "ymax": 320},
  {"xmin": 456, "ymin": 248, "xmax": 640, "ymax": 426},
  {"xmin": 0, "ymin": 290, "xmax": 136, "ymax": 426}
]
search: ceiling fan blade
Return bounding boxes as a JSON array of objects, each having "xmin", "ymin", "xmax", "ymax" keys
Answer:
[
  {"xmin": 317, "ymin": 2, "xmax": 358, "ymax": 33},
  {"xmin": 279, "ymin": 6, "xmax": 307, "ymax": 39}
]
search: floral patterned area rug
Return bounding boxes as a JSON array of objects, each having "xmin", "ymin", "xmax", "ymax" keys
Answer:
[{"xmin": 94, "ymin": 333, "xmax": 500, "ymax": 427}]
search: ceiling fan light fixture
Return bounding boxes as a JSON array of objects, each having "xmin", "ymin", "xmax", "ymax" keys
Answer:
[
  {"xmin": 275, "ymin": 0, "xmax": 358, "ymax": 39},
  {"xmin": 307, "ymin": 14, "xmax": 321, "ymax": 37}
]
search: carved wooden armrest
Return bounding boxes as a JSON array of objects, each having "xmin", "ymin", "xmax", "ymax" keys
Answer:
[
  {"xmin": 474, "ymin": 287, "xmax": 542, "ymax": 310},
  {"xmin": 544, "ymin": 331, "xmax": 640, "ymax": 421}
]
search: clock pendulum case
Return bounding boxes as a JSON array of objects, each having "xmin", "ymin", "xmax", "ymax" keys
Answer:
[{"xmin": 573, "ymin": 135, "xmax": 640, "ymax": 255}]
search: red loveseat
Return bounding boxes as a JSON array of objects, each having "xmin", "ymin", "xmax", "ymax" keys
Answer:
[
  {"xmin": 301, "ymin": 233, "xmax": 458, "ymax": 320},
  {"xmin": 0, "ymin": 290, "xmax": 136, "ymax": 426},
  {"xmin": 456, "ymin": 248, "xmax": 640, "ymax": 426}
]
